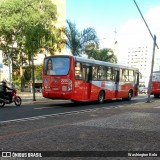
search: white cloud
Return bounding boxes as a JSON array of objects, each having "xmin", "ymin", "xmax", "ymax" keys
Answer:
[
  {"xmin": 118, "ymin": 6, "xmax": 160, "ymax": 47},
  {"xmin": 115, "ymin": 5, "xmax": 160, "ymax": 67},
  {"xmin": 98, "ymin": 5, "xmax": 160, "ymax": 57}
]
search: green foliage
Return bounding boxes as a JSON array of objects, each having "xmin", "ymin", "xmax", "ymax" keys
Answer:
[
  {"xmin": 86, "ymin": 48, "xmax": 117, "ymax": 63},
  {"xmin": 24, "ymin": 67, "xmax": 31, "ymax": 82},
  {"xmin": 35, "ymin": 64, "xmax": 43, "ymax": 81},
  {"xmin": 65, "ymin": 20, "xmax": 99, "ymax": 56},
  {"xmin": 0, "ymin": 0, "xmax": 63, "ymax": 63},
  {"xmin": 12, "ymin": 74, "xmax": 21, "ymax": 89},
  {"xmin": 0, "ymin": 0, "xmax": 65, "ymax": 88}
]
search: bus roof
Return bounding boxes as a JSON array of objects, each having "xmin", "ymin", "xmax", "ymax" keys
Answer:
[
  {"xmin": 44, "ymin": 55, "xmax": 139, "ymax": 71},
  {"xmin": 74, "ymin": 56, "xmax": 139, "ymax": 71}
]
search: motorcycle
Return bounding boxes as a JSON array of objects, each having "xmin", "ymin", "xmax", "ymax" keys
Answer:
[{"xmin": 0, "ymin": 89, "xmax": 22, "ymax": 107}]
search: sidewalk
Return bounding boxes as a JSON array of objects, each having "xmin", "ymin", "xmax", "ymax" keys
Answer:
[
  {"xmin": 17, "ymin": 91, "xmax": 160, "ymax": 106},
  {"xmin": 17, "ymin": 92, "xmax": 42, "ymax": 98},
  {"xmin": 17, "ymin": 92, "xmax": 69, "ymax": 104},
  {"xmin": 17, "ymin": 92, "xmax": 49, "ymax": 103}
]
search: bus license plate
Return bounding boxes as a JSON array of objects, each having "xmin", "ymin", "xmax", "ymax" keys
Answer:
[{"xmin": 62, "ymin": 86, "xmax": 67, "ymax": 91}]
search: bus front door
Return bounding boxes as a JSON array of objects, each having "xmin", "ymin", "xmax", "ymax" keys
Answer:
[
  {"xmin": 82, "ymin": 65, "xmax": 92, "ymax": 100},
  {"xmin": 114, "ymin": 69, "xmax": 120, "ymax": 98}
]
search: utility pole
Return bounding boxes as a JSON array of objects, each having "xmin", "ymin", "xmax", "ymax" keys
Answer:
[
  {"xmin": 133, "ymin": 0, "xmax": 159, "ymax": 103},
  {"xmin": 147, "ymin": 35, "xmax": 156, "ymax": 102}
]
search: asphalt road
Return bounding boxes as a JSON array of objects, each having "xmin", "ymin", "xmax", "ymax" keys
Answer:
[
  {"xmin": 0, "ymin": 95, "xmax": 160, "ymax": 160},
  {"xmin": 0, "ymin": 94, "xmax": 151, "ymax": 122}
]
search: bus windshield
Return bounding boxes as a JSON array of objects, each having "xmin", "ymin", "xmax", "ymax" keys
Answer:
[{"xmin": 44, "ymin": 57, "xmax": 70, "ymax": 75}]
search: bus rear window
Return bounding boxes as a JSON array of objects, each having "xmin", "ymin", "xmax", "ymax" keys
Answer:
[
  {"xmin": 153, "ymin": 73, "xmax": 160, "ymax": 81},
  {"xmin": 44, "ymin": 57, "xmax": 70, "ymax": 75}
]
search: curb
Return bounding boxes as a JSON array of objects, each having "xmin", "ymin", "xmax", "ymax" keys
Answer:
[{"xmin": 21, "ymin": 98, "xmax": 71, "ymax": 104}]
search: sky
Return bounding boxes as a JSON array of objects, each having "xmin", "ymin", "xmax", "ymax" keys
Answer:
[{"xmin": 66, "ymin": 0, "xmax": 160, "ymax": 50}]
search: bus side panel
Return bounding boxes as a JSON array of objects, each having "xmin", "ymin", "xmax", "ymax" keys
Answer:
[
  {"xmin": 73, "ymin": 81, "xmax": 99, "ymax": 101},
  {"xmin": 72, "ymin": 80, "xmax": 84, "ymax": 101},
  {"xmin": 152, "ymin": 82, "xmax": 160, "ymax": 94},
  {"xmin": 118, "ymin": 82, "xmax": 129, "ymax": 98},
  {"xmin": 91, "ymin": 81, "xmax": 114, "ymax": 100},
  {"xmin": 90, "ymin": 82, "xmax": 100, "ymax": 100},
  {"xmin": 117, "ymin": 82, "xmax": 135, "ymax": 98}
]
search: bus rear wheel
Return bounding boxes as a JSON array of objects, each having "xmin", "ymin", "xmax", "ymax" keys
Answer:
[
  {"xmin": 122, "ymin": 90, "xmax": 133, "ymax": 101},
  {"xmin": 127, "ymin": 90, "xmax": 133, "ymax": 101},
  {"xmin": 98, "ymin": 91, "xmax": 105, "ymax": 104},
  {"xmin": 154, "ymin": 94, "xmax": 159, "ymax": 98}
]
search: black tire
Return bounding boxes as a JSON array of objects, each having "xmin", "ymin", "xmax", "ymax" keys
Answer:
[
  {"xmin": 0, "ymin": 100, "xmax": 5, "ymax": 107},
  {"xmin": 154, "ymin": 94, "xmax": 159, "ymax": 98},
  {"xmin": 98, "ymin": 91, "xmax": 105, "ymax": 104},
  {"xmin": 127, "ymin": 90, "xmax": 133, "ymax": 101},
  {"xmin": 122, "ymin": 90, "xmax": 133, "ymax": 101},
  {"xmin": 14, "ymin": 96, "xmax": 22, "ymax": 106}
]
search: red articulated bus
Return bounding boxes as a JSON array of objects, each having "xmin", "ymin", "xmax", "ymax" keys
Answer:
[
  {"xmin": 42, "ymin": 55, "xmax": 140, "ymax": 103},
  {"xmin": 151, "ymin": 71, "xmax": 160, "ymax": 98}
]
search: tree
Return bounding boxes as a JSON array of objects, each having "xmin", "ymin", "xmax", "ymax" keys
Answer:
[
  {"xmin": 86, "ymin": 48, "xmax": 117, "ymax": 63},
  {"xmin": 35, "ymin": 64, "xmax": 43, "ymax": 81},
  {"xmin": 65, "ymin": 20, "xmax": 99, "ymax": 56},
  {"xmin": 0, "ymin": 0, "xmax": 64, "ymax": 88}
]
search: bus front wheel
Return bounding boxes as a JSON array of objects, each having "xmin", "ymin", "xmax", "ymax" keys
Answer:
[{"xmin": 98, "ymin": 91, "xmax": 105, "ymax": 104}]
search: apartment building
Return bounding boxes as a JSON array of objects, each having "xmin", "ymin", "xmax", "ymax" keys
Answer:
[
  {"xmin": 128, "ymin": 46, "xmax": 151, "ymax": 69},
  {"xmin": 126, "ymin": 45, "xmax": 160, "ymax": 87}
]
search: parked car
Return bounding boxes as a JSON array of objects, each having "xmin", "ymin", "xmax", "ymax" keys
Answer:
[{"xmin": 139, "ymin": 87, "xmax": 148, "ymax": 94}]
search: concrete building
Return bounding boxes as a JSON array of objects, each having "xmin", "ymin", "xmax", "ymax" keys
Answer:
[
  {"xmin": 126, "ymin": 46, "xmax": 152, "ymax": 86},
  {"xmin": 120, "ymin": 44, "xmax": 160, "ymax": 87}
]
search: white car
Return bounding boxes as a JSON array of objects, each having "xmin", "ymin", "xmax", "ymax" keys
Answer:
[{"xmin": 139, "ymin": 87, "xmax": 148, "ymax": 94}]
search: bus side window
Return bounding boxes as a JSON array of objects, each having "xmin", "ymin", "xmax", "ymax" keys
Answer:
[
  {"xmin": 122, "ymin": 69, "xmax": 129, "ymax": 82},
  {"xmin": 106, "ymin": 67, "xmax": 113, "ymax": 81},
  {"xmin": 98, "ymin": 66, "xmax": 106, "ymax": 80},
  {"xmin": 114, "ymin": 69, "xmax": 119, "ymax": 82},
  {"xmin": 82, "ymin": 65, "xmax": 91, "ymax": 82},
  {"xmin": 92, "ymin": 66, "xmax": 97, "ymax": 80},
  {"xmin": 129, "ymin": 70, "xmax": 134, "ymax": 82},
  {"xmin": 75, "ymin": 62, "xmax": 82, "ymax": 79}
]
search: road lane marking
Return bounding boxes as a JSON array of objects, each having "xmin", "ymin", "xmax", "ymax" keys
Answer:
[
  {"xmin": 154, "ymin": 106, "xmax": 160, "ymax": 108},
  {"xmin": 0, "ymin": 106, "xmax": 125, "ymax": 124},
  {"xmin": 34, "ymin": 107, "xmax": 53, "ymax": 109},
  {"xmin": 0, "ymin": 103, "xmax": 146, "ymax": 124}
]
